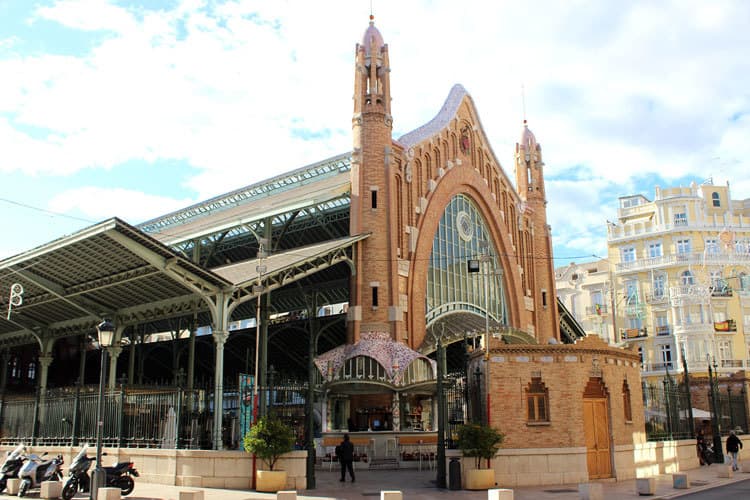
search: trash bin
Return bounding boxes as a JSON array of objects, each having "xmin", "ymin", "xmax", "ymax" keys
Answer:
[{"xmin": 449, "ymin": 457, "xmax": 462, "ymax": 490}]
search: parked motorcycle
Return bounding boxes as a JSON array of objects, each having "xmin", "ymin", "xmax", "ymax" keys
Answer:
[
  {"xmin": 17, "ymin": 452, "xmax": 63, "ymax": 497},
  {"xmin": 61, "ymin": 444, "xmax": 138, "ymax": 500},
  {"xmin": 0, "ymin": 444, "xmax": 27, "ymax": 493}
]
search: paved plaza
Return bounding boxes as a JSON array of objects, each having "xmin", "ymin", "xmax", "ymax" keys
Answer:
[{"xmin": 52, "ymin": 457, "xmax": 749, "ymax": 500}]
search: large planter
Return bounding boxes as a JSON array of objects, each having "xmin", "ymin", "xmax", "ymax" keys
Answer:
[
  {"xmin": 255, "ymin": 470, "xmax": 288, "ymax": 492},
  {"xmin": 465, "ymin": 468, "xmax": 495, "ymax": 490}
]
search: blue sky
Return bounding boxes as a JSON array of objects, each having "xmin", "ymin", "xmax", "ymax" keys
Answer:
[{"xmin": 1, "ymin": 0, "xmax": 749, "ymax": 266}]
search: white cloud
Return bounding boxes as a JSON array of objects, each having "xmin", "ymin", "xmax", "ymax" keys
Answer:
[
  {"xmin": 1, "ymin": 0, "xmax": 749, "ymax": 259},
  {"xmin": 47, "ymin": 186, "xmax": 194, "ymax": 223}
]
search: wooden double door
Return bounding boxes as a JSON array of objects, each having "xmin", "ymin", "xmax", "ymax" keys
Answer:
[{"xmin": 583, "ymin": 378, "xmax": 612, "ymax": 479}]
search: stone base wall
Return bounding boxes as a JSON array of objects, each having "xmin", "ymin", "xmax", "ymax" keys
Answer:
[{"xmin": 1, "ymin": 446, "xmax": 307, "ymax": 491}]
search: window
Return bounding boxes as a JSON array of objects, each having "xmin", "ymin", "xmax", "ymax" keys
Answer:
[
  {"xmin": 526, "ymin": 377, "xmax": 550, "ymax": 423},
  {"xmin": 652, "ymin": 273, "xmax": 666, "ymax": 298},
  {"xmin": 718, "ymin": 340, "xmax": 731, "ymax": 363},
  {"xmin": 625, "ymin": 280, "xmax": 639, "ymax": 302},
  {"xmin": 648, "ymin": 242, "xmax": 663, "ymax": 258},
  {"xmin": 371, "ymin": 189, "xmax": 378, "ymax": 209},
  {"xmin": 372, "ymin": 286, "xmax": 379, "ymax": 307},
  {"xmin": 27, "ymin": 362, "xmax": 36, "ymax": 381},
  {"xmin": 590, "ymin": 290, "xmax": 603, "ymax": 311},
  {"xmin": 681, "ymin": 270, "xmax": 694, "ymax": 285},
  {"xmin": 676, "ymin": 238, "xmax": 691, "ymax": 255},
  {"xmin": 712, "ymin": 192, "xmax": 721, "ymax": 207},
  {"xmin": 623, "ymin": 380, "xmax": 633, "ymax": 422},
  {"xmin": 674, "ymin": 211, "xmax": 687, "ymax": 226},
  {"xmin": 705, "ymin": 238, "xmax": 718, "ymax": 255},
  {"xmin": 739, "ymin": 273, "xmax": 750, "ymax": 291},
  {"xmin": 655, "ymin": 313, "xmax": 669, "ymax": 336},
  {"xmin": 622, "ymin": 247, "xmax": 636, "ymax": 263},
  {"xmin": 660, "ymin": 344, "xmax": 672, "ymax": 369}
]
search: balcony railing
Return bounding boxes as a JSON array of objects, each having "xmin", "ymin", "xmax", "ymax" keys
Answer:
[
  {"xmin": 645, "ymin": 292, "xmax": 669, "ymax": 304},
  {"xmin": 714, "ymin": 319, "xmax": 737, "ymax": 332},
  {"xmin": 615, "ymin": 250, "xmax": 750, "ymax": 273},
  {"xmin": 585, "ymin": 304, "xmax": 608, "ymax": 315},
  {"xmin": 710, "ymin": 286, "xmax": 733, "ymax": 298},
  {"xmin": 721, "ymin": 359, "xmax": 745, "ymax": 368},
  {"xmin": 655, "ymin": 325, "xmax": 671, "ymax": 336},
  {"xmin": 620, "ymin": 327, "xmax": 647, "ymax": 340}
]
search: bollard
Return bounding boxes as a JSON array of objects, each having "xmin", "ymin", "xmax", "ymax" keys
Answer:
[
  {"xmin": 636, "ymin": 477, "xmax": 655, "ymax": 495},
  {"xmin": 178, "ymin": 490, "xmax": 205, "ymax": 500},
  {"xmin": 488, "ymin": 488, "xmax": 514, "ymax": 500},
  {"xmin": 672, "ymin": 473, "xmax": 689, "ymax": 489},
  {"xmin": 578, "ymin": 482, "xmax": 603, "ymax": 500},
  {"xmin": 380, "ymin": 491, "xmax": 403, "ymax": 500},
  {"xmin": 98, "ymin": 487, "xmax": 122, "ymax": 500},
  {"xmin": 40, "ymin": 481, "xmax": 63, "ymax": 499},
  {"xmin": 6, "ymin": 478, "xmax": 21, "ymax": 495}
]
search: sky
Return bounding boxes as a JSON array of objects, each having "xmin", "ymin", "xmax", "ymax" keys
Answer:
[{"xmin": 1, "ymin": 0, "xmax": 749, "ymax": 266}]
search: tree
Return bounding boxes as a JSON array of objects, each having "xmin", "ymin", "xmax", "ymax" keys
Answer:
[
  {"xmin": 243, "ymin": 415, "xmax": 295, "ymax": 471},
  {"xmin": 457, "ymin": 423, "xmax": 504, "ymax": 469}
]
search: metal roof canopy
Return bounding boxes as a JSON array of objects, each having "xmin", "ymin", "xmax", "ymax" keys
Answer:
[{"xmin": 1, "ymin": 216, "xmax": 368, "ymax": 350}]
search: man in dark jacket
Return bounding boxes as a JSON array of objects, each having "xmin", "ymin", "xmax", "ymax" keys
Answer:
[
  {"xmin": 726, "ymin": 430, "xmax": 743, "ymax": 471},
  {"xmin": 338, "ymin": 433, "xmax": 355, "ymax": 482}
]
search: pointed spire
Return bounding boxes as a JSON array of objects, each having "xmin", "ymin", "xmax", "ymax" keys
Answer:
[{"xmin": 361, "ymin": 15, "xmax": 385, "ymax": 56}]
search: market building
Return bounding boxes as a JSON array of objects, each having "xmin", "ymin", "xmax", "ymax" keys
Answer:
[{"xmin": 0, "ymin": 17, "xmax": 651, "ymax": 488}]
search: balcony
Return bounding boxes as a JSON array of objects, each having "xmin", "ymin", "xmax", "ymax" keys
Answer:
[
  {"xmin": 614, "ymin": 250, "xmax": 750, "ymax": 274},
  {"xmin": 673, "ymin": 323, "xmax": 713, "ymax": 336},
  {"xmin": 643, "ymin": 361, "xmax": 676, "ymax": 373},
  {"xmin": 721, "ymin": 359, "xmax": 745, "ymax": 369},
  {"xmin": 620, "ymin": 327, "xmax": 647, "ymax": 340},
  {"xmin": 645, "ymin": 292, "xmax": 669, "ymax": 305},
  {"xmin": 710, "ymin": 286, "xmax": 733, "ymax": 298},
  {"xmin": 655, "ymin": 325, "xmax": 672, "ymax": 336},
  {"xmin": 585, "ymin": 304, "xmax": 608, "ymax": 315},
  {"xmin": 714, "ymin": 319, "xmax": 737, "ymax": 333}
]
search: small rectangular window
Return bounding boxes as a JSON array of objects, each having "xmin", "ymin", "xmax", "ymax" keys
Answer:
[
  {"xmin": 372, "ymin": 286, "xmax": 379, "ymax": 307},
  {"xmin": 371, "ymin": 189, "xmax": 378, "ymax": 209},
  {"xmin": 541, "ymin": 290, "xmax": 547, "ymax": 307}
]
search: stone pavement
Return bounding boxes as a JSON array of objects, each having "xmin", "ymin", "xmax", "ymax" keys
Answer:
[{"xmin": 55, "ymin": 458, "xmax": 749, "ymax": 500}]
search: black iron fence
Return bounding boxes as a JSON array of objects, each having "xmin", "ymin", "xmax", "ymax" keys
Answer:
[
  {"xmin": 643, "ymin": 380, "xmax": 749, "ymax": 441},
  {"xmin": 0, "ymin": 380, "xmax": 310, "ymax": 450}
]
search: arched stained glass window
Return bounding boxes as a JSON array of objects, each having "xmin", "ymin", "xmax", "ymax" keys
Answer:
[{"xmin": 426, "ymin": 194, "xmax": 507, "ymax": 326}]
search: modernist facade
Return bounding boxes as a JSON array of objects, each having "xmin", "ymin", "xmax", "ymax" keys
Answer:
[
  {"xmin": 0, "ymin": 18, "xmax": 648, "ymax": 486},
  {"xmin": 555, "ymin": 259, "xmax": 616, "ymax": 344},
  {"xmin": 606, "ymin": 181, "xmax": 750, "ymax": 383}
]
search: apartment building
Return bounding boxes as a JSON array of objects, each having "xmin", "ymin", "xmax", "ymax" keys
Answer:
[
  {"xmin": 555, "ymin": 259, "xmax": 616, "ymax": 344},
  {"xmin": 606, "ymin": 181, "xmax": 750, "ymax": 382}
]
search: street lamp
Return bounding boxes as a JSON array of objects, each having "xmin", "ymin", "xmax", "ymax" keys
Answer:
[
  {"xmin": 707, "ymin": 358, "xmax": 725, "ymax": 464},
  {"xmin": 91, "ymin": 319, "xmax": 115, "ymax": 500}
]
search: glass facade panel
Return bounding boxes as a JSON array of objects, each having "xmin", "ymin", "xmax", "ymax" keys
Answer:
[{"xmin": 426, "ymin": 194, "xmax": 507, "ymax": 326}]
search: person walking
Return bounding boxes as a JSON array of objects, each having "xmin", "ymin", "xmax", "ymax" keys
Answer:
[
  {"xmin": 697, "ymin": 429, "xmax": 709, "ymax": 465},
  {"xmin": 338, "ymin": 433, "xmax": 355, "ymax": 482},
  {"xmin": 726, "ymin": 430, "xmax": 743, "ymax": 471}
]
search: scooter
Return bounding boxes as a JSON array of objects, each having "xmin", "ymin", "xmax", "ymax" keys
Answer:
[
  {"xmin": 61, "ymin": 444, "xmax": 138, "ymax": 499},
  {"xmin": 17, "ymin": 452, "xmax": 63, "ymax": 497},
  {"xmin": 0, "ymin": 444, "xmax": 27, "ymax": 493}
]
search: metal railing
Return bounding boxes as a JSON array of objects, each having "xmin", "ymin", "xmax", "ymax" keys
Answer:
[{"xmin": 0, "ymin": 380, "xmax": 311, "ymax": 450}]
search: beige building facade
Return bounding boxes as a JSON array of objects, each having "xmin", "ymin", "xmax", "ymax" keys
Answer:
[
  {"xmin": 606, "ymin": 181, "xmax": 750, "ymax": 383},
  {"xmin": 556, "ymin": 259, "xmax": 616, "ymax": 344}
]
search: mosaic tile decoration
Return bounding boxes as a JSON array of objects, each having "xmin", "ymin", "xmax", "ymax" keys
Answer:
[{"xmin": 314, "ymin": 331, "xmax": 436, "ymax": 386}]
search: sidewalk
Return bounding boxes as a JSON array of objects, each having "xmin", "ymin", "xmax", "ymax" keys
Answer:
[{"xmin": 87, "ymin": 459, "xmax": 749, "ymax": 500}]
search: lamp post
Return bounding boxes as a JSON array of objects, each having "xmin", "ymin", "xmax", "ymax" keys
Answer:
[
  {"xmin": 707, "ymin": 358, "xmax": 725, "ymax": 464},
  {"xmin": 91, "ymin": 319, "xmax": 115, "ymax": 500}
]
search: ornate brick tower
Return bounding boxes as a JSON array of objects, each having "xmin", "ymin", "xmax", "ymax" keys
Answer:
[
  {"xmin": 515, "ymin": 121, "xmax": 560, "ymax": 342},
  {"xmin": 349, "ymin": 16, "xmax": 399, "ymax": 342}
]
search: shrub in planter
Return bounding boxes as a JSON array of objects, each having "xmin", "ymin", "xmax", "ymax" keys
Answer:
[
  {"xmin": 457, "ymin": 423, "xmax": 504, "ymax": 469},
  {"xmin": 243, "ymin": 415, "xmax": 295, "ymax": 471}
]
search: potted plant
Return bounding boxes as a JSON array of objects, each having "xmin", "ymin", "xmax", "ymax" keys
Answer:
[
  {"xmin": 244, "ymin": 415, "xmax": 296, "ymax": 492},
  {"xmin": 457, "ymin": 423, "xmax": 504, "ymax": 490}
]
